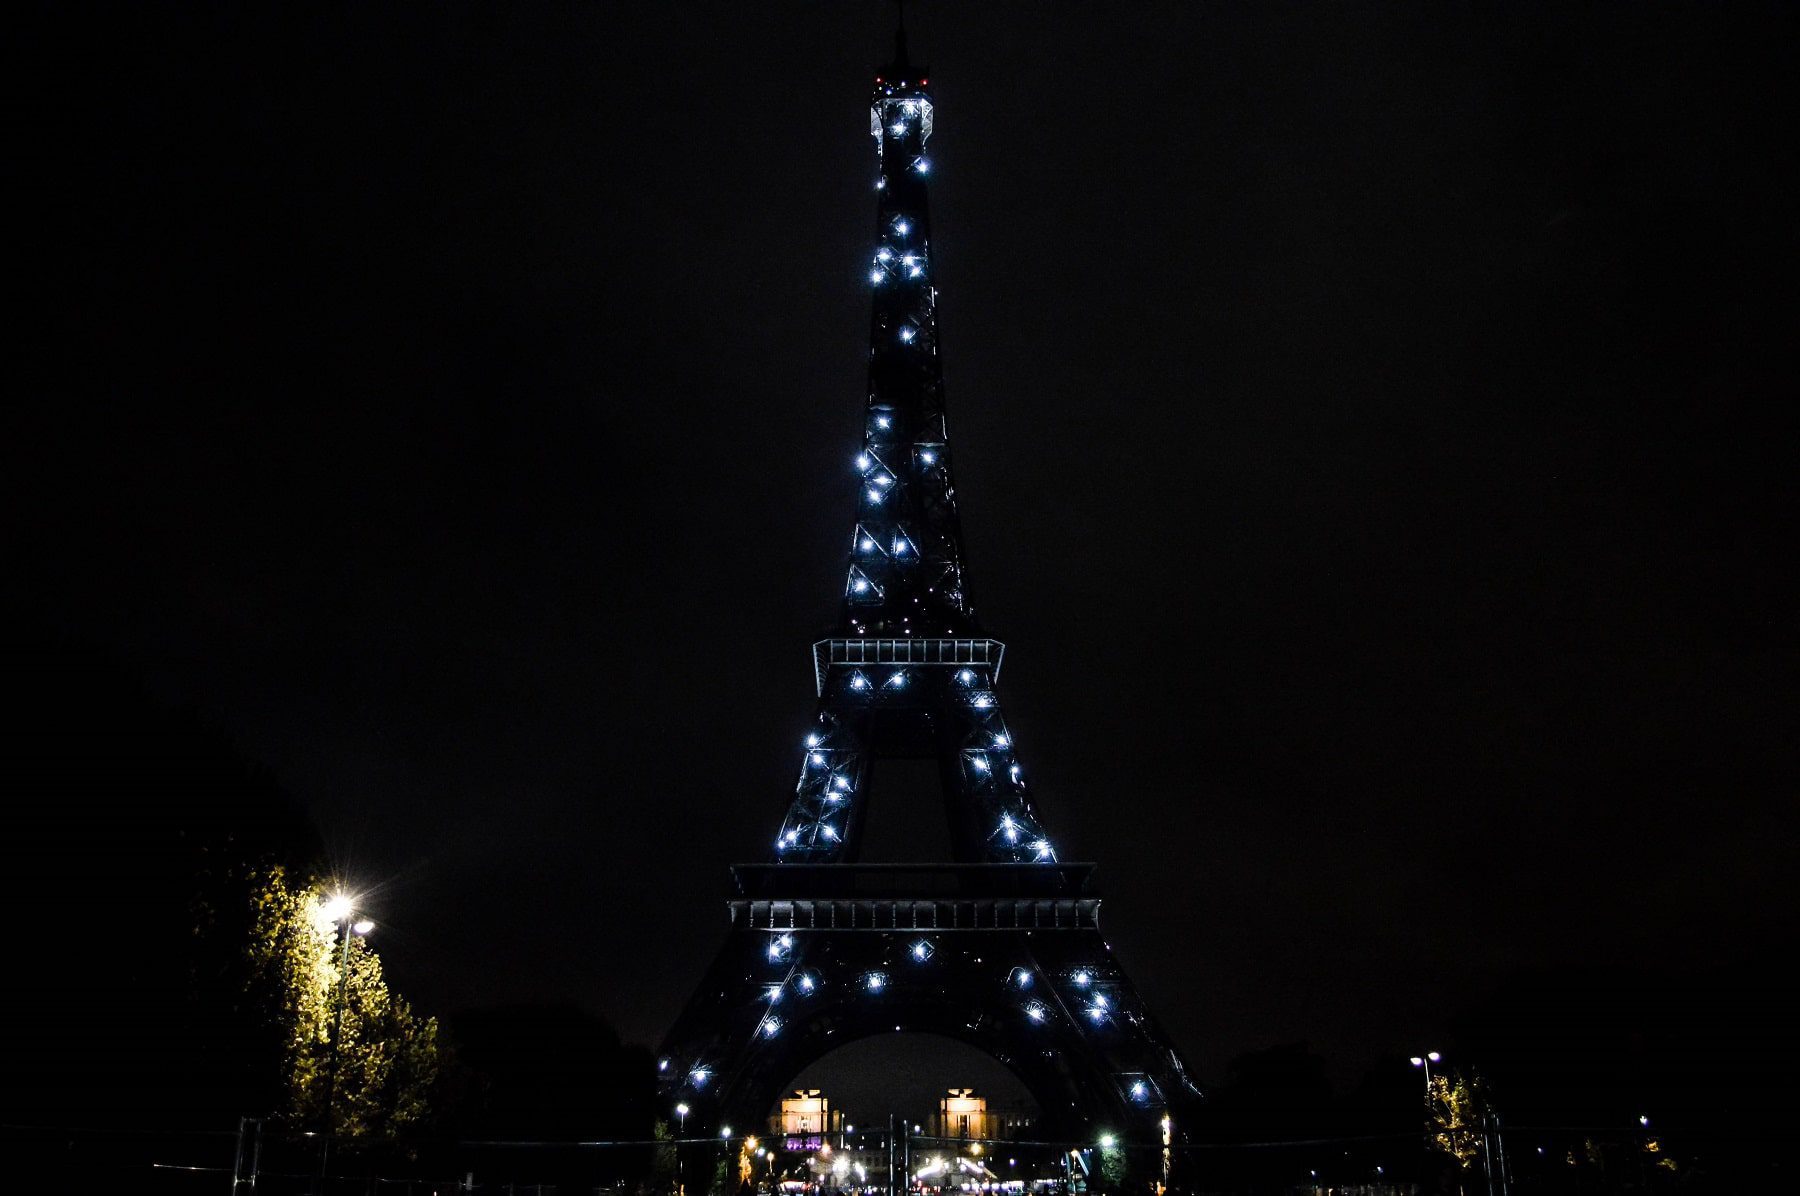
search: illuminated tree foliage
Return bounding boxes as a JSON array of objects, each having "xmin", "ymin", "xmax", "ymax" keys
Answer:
[
  {"xmin": 1427, "ymin": 1072, "xmax": 1487, "ymax": 1171},
  {"xmin": 650, "ymin": 1118, "xmax": 677, "ymax": 1190},
  {"xmin": 247, "ymin": 866, "xmax": 441, "ymax": 1139}
]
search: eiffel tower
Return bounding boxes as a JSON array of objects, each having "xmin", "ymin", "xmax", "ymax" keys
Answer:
[{"xmin": 658, "ymin": 25, "xmax": 1203, "ymax": 1155}]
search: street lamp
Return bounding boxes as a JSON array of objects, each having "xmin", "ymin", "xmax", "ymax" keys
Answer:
[
  {"xmin": 323, "ymin": 901, "xmax": 373, "ymax": 1132},
  {"xmin": 1409, "ymin": 1050, "xmax": 1442, "ymax": 1093},
  {"xmin": 1410, "ymin": 1052, "xmax": 1443, "ymax": 1115},
  {"xmin": 1410, "ymin": 1052, "xmax": 1443, "ymax": 1157},
  {"xmin": 318, "ymin": 897, "xmax": 371, "ymax": 1188},
  {"xmin": 675, "ymin": 1104, "xmax": 690, "ymax": 1196}
]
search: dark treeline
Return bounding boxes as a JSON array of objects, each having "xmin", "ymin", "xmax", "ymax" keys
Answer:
[
  {"xmin": 0, "ymin": 636, "xmax": 655, "ymax": 1188},
  {"xmin": 1197, "ymin": 964, "xmax": 1792, "ymax": 1192}
]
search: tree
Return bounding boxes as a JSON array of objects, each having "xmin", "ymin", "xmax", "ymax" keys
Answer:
[
  {"xmin": 246, "ymin": 866, "xmax": 442, "ymax": 1141},
  {"xmin": 651, "ymin": 1117, "xmax": 678, "ymax": 1193},
  {"xmin": 1427, "ymin": 1072, "xmax": 1484, "ymax": 1172}
]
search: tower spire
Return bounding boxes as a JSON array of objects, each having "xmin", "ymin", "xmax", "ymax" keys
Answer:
[
  {"xmin": 889, "ymin": 0, "xmax": 911, "ymax": 75},
  {"xmin": 852, "ymin": 29, "xmax": 957, "ymax": 638}
]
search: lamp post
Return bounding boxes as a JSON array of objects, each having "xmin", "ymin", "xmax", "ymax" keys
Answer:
[
  {"xmin": 675, "ymin": 1104, "xmax": 690, "ymax": 1196},
  {"xmin": 1410, "ymin": 1052, "xmax": 1442, "ymax": 1124},
  {"xmin": 316, "ymin": 896, "xmax": 372, "ymax": 1192},
  {"xmin": 1411, "ymin": 1051, "xmax": 1443, "ymax": 1182},
  {"xmin": 1410, "ymin": 1051, "xmax": 1442, "ymax": 1098}
]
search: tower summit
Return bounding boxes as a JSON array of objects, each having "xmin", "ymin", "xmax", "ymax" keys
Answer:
[
  {"xmin": 850, "ymin": 28, "xmax": 967, "ymax": 638},
  {"xmin": 658, "ymin": 25, "xmax": 1204, "ymax": 1163}
]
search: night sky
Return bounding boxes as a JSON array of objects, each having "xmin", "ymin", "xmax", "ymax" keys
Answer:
[{"xmin": 10, "ymin": 1, "xmax": 1795, "ymax": 1107}]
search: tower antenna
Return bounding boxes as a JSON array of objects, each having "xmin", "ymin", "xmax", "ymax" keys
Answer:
[{"xmin": 891, "ymin": 0, "xmax": 911, "ymax": 74}]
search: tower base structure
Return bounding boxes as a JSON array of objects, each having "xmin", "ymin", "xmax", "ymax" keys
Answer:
[{"xmin": 658, "ymin": 865, "xmax": 1202, "ymax": 1154}]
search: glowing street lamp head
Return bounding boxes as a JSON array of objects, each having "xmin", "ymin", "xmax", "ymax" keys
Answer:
[
  {"xmin": 351, "ymin": 919, "xmax": 375, "ymax": 935},
  {"xmin": 675, "ymin": 1102, "xmax": 689, "ymax": 1117},
  {"xmin": 1098, "ymin": 1135, "xmax": 1116, "ymax": 1150},
  {"xmin": 322, "ymin": 894, "xmax": 353, "ymax": 922}
]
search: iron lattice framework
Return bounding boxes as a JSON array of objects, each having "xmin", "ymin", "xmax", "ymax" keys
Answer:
[{"xmin": 659, "ymin": 30, "xmax": 1204, "ymax": 1155}]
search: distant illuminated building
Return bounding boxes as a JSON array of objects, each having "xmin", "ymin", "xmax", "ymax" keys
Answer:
[
  {"xmin": 780, "ymin": 1089, "xmax": 836, "ymax": 1136},
  {"xmin": 931, "ymin": 1088, "xmax": 1031, "ymax": 1142}
]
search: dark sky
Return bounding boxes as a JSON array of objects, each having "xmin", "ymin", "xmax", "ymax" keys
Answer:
[{"xmin": 10, "ymin": 2, "xmax": 1795, "ymax": 1100}]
